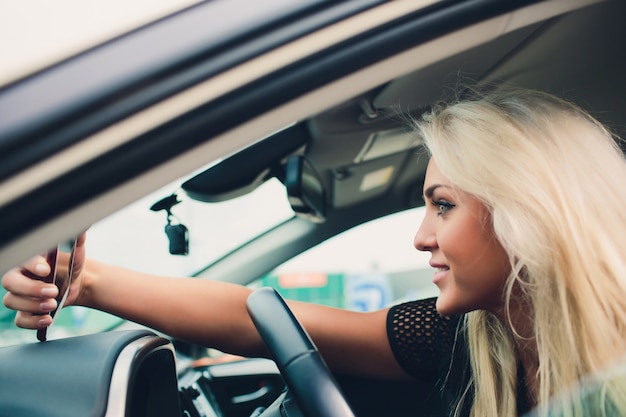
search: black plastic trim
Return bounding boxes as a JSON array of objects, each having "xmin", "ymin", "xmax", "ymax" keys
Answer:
[{"xmin": 0, "ymin": 330, "xmax": 156, "ymax": 417}]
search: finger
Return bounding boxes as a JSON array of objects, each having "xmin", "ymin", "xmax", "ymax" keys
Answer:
[
  {"xmin": 76, "ymin": 232, "xmax": 87, "ymax": 247},
  {"xmin": 3, "ymin": 291, "xmax": 58, "ymax": 315},
  {"xmin": 74, "ymin": 232, "xmax": 87, "ymax": 261},
  {"xmin": 19, "ymin": 255, "xmax": 51, "ymax": 279},
  {"xmin": 2, "ymin": 268, "xmax": 59, "ymax": 299},
  {"xmin": 14, "ymin": 311, "xmax": 53, "ymax": 330}
]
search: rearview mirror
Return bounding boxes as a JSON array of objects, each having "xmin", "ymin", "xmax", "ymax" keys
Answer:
[
  {"xmin": 181, "ymin": 124, "xmax": 309, "ymax": 202},
  {"xmin": 285, "ymin": 156, "xmax": 326, "ymax": 223}
]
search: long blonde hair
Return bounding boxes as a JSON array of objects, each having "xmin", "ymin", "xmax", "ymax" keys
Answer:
[{"xmin": 415, "ymin": 88, "xmax": 626, "ymax": 416}]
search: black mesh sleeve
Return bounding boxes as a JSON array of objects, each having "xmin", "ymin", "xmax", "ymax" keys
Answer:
[{"xmin": 386, "ymin": 297, "xmax": 463, "ymax": 382}]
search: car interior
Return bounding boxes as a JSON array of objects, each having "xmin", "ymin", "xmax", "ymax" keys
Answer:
[{"xmin": 0, "ymin": 0, "xmax": 625, "ymax": 416}]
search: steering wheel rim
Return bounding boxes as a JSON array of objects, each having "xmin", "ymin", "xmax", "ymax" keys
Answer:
[{"xmin": 246, "ymin": 287, "xmax": 356, "ymax": 417}]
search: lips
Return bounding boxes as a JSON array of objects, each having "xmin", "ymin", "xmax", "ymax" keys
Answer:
[
  {"xmin": 430, "ymin": 262, "xmax": 449, "ymax": 285},
  {"xmin": 429, "ymin": 260, "xmax": 449, "ymax": 270}
]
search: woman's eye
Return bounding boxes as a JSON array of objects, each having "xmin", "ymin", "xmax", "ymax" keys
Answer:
[{"xmin": 432, "ymin": 200, "xmax": 455, "ymax": 216}]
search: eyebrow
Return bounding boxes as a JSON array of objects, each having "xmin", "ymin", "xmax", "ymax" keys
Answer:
[{"xmin": 423, "ymin": 184, "xmax": 451, "ymax": 199}]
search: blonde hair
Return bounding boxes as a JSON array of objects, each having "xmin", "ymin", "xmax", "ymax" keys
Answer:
[{"xmin": 415, "ymin": 88, "xmax": 626, "ymax": 416}]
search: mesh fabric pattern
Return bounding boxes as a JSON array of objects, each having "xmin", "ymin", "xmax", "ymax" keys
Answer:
[{"xmin": 387, "ymin": 297, "xmax": 461, "ymax": 382}]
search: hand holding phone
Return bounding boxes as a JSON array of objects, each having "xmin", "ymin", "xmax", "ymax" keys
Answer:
[
  {"xmin": 21, "ymin": 248, "xmax": 58, "ymax": 341},
  {"xmin": 22, "ymin": 240, "xmax": 76, "ymax": 342}
]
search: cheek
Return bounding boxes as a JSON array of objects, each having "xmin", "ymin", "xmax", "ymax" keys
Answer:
[
  {"xmin": 437, "ymin": 220, "xmax": 484, "ymax": 264},
  {"xmin": 438, "ymin": 213, "xmax": 509, "ymax": 279}
]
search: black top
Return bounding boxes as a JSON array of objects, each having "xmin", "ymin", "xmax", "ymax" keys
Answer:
[{"xmin": 386, "ymin": 298, "xmax": 532, "ymax": 416}]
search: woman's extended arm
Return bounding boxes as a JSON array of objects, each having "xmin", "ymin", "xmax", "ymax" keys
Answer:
[
  {"xmin": 82, "ymin": 259, "xmax": 409, "ymax": 379},
  {"xmin": 3, "ymin": 251, "xmax": 412, "ymax": 380}
]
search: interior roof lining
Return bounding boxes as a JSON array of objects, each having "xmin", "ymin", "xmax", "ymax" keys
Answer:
[{"xmin": 370, "ymin": 0, "xmax": 606, "ymax": 113}]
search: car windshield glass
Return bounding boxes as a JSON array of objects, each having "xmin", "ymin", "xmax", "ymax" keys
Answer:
[
  {"xmin": 0, "ymin": 177, "xmax": 294, "ymax": 346},
  {"xmin": 88, "ymin": 177, "xmax": 294, "ymax": 277}
]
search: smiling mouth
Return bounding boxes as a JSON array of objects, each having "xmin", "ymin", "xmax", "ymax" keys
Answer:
[{"xmin": 432, "ymin": 266, "xmax": 449, "ymax": 284}]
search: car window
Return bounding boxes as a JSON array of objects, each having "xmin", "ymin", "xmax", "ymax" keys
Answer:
[{"xmin": 248, "ymin": 207, "xmax": 437, "ymax": 311}]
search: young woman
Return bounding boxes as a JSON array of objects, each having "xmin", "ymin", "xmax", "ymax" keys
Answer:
[
  {"xmin": 4, "ymin": 88, "xmax": 626, "ymax": 416},
  {"xmin": 411, "ymin": 89, "xmax": 626, "ymax": 416}
]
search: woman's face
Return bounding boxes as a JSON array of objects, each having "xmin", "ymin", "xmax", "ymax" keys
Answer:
[{"xmin": 414, "ymin": 159, "xmax": 511, "ymax": 316}]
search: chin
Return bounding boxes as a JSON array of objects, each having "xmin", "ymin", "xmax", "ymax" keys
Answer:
[
  {"xmin": 435, "ymin": 295, "xmax": 476, "ymax": 317},
  {"xmin": 435, "ymin": 296, "xmax": 456, "ymax": 317}
]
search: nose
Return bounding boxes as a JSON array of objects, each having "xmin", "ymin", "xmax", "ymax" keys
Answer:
[{"xmin": 414, "ymin": 216, "xmax": 437, "ymax": 252}]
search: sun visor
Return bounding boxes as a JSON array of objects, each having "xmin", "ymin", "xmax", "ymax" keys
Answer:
[
  {"xmin": 333, "ymin": 152, "xmax": 405, "ymax": 208},
  {"xmin": 354, "ymin": 127, "xmax": 420, "ymax": 163}
]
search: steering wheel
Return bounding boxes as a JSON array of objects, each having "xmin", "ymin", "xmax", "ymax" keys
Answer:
[{"xmin": 246, "ymin": 287, "xmax": 356, "ymax": 417}]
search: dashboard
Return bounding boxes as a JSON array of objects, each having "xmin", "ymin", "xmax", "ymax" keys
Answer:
[{"xmin": 179, "ymin": 358, "xmax": 285, "ymax": 417}]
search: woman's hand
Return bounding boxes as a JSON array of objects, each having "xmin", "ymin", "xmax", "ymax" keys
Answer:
[{"xmin": 2, "ymin": 233, "xmax": 87, "ymax": 330}]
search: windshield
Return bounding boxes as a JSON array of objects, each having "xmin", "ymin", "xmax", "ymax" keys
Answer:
[
  {"xmin": 0, "ymin": 177, "xmax": 294, "ymax": 346},
  {"xmin": 88, "ymin": 177, "xmax": 294, "ymax": 277}
]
